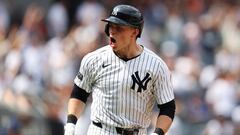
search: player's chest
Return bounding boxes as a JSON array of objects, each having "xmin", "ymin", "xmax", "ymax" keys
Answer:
[{"xmin": 95, "ymin": 61, "xmax": 154, "ymax": 93}]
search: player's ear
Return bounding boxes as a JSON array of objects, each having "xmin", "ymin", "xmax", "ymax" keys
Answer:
[{"xmin": 131, "ymin": 28, "xmax": 139, "ymax": 38}]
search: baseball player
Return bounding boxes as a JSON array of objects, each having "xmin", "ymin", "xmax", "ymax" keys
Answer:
[{"xmin": 64, "ymin": 4, "xmax": 175, "ymax": 135}]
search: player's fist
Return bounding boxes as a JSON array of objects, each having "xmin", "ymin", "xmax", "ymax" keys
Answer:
[{"xmin": 64, "ymin": 123, "xmax": 75, "ymax": 135}]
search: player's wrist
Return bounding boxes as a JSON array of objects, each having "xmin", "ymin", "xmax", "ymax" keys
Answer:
[
  {"xmin": 64, "ymin": 114, "xmax": 77, "ymax": 135},
  {"xmin": 152, "ymin": 128, "xmax": 165, "ymax": 135},
  {"xmin": 67, "ymin": 114, "xmax": 78, "ymax": 124}
]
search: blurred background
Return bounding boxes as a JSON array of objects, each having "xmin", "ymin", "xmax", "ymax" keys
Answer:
[{"xmin": 0, "ymin": 0, "xmax": 240, "ymax": 135}]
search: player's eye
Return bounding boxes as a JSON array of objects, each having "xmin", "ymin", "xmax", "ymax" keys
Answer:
[{"xmin": 109, "ymin": 24, "xmax": 125, "ymax": 32}]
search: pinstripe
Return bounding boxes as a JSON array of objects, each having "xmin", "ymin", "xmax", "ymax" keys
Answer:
[
  {"xmin": 134, "ymin": 56, "xmax": 140, "ymax": 124},
  {"xmin": 124, "ymin": 59, "xmax": 130, "ymax": 125},
  {"xmin": 129, "ymin": 59, "xmax": 135, "ymax": 125},
  {"xmin": 138, "ymin": 52, "xmax": 146, "ymax": 125},
  {"xmin": 110, "ymin": 52, "xmax": 115, "ymax": 133},
  {"xmin": 74, "ymin": 46, "xmax": 174, "ymax": 135},
  {"xmin": 121, "ymin": 58, "xmax": 127, "ymax": 126},
  {"xmin": 115, "ymin": 54, "xmax": 119, "ymax": 123}
]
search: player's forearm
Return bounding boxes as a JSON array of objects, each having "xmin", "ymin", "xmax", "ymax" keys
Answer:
[
  {"xmin": 155, "ymin": 115, "xmax": 173, "ymax": 134},
  {"xmin": 67, "ymin": 84, "xmax": 90, "ymax": 118},
  {"xmin": 153, "ymin": 100, "xmax": 175, "ymax": 135},
  {"xmin": 67, "ymin": 98, "xmax": 86, "ymax": 118},
  {"xmin": 64, "ymin": 98, "xmax": 86, "ymax": 135}
]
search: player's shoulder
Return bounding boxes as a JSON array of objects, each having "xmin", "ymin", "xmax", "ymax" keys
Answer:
[
  {"xmin": 143, "ymin": 47, "xmax": 164, "ymax": 62},
  {"xmin": 82, "ymin": 45, "xmax": 111, "ymax": 64},
  {"xmin": 143, "ymin": 47, "xmax": 169, "ymax": 69}
]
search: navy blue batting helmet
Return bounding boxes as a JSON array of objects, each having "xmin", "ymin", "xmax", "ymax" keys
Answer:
[{"xmin": 102, "ymin": 5, "xmax": 144, "ymax": 38}]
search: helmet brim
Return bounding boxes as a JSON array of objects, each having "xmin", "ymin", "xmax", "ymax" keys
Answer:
[{"xmin": 101, "ymin": 16, "xmax": 137, "ymax": 28}]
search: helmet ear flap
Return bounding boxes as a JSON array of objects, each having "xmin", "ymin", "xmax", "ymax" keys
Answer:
[{"xmin": 105, "ymin": 24, "xmax": 109, "ymax": 37}]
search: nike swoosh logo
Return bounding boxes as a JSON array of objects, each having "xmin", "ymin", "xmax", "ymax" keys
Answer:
[{"xmin": 102, "ymin": 63, "xmax": 111, "ymax": 68}]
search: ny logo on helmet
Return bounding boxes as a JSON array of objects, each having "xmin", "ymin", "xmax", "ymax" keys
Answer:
[
  {"xmin": 131, "ymin": 71, "xmax": 151, "ymax": 92},
  {"xmin": 112, "ymin": 8, "xmax": 119, "ymax": 16}
]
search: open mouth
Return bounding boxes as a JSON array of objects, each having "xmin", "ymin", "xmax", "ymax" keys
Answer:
[
  {"xmin": 109, "ymin": 37, "xmax": 116, "ymax": 48},
  {"xmin": 110, "ymin": 37, "xmax": 116, "ymax": 43}
]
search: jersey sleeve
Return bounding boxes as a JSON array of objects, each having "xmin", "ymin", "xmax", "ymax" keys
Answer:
[
  {"xmin": 74, "ymin": 54, "xmax": 95, "ymax": 93},
  {"xmin": 153, "ymin": 62, "xmax": 174, "ymax": 105}
]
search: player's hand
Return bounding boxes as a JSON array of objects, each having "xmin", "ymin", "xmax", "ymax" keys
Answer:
[{"xmin": 64, "ymin": 123, "xmax": 75, "ymax": 135}]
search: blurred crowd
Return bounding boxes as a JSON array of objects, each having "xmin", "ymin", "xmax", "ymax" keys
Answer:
[{"xmin": 0, "ymin": 0, "xmax": 240, "ymax": 135}]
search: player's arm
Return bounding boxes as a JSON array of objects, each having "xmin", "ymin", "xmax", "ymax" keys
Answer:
[
  {"xmin": 64, "ymin": 84, "xmax": 90, "ymax": 135},
  {"xmin": 152, "ymin": 100, "xmax": 176, "ymax": 135},
  {"xmin": 67, "ymin": 84, "xmax": 90, "ymax": 119},
  {"xmin": 152, "ymin": 61, "xmax": 175, "ymax": 135}
]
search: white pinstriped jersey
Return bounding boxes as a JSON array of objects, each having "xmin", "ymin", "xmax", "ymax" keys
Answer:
[{"xmin": 74, "ymin": 45, "xmax": 174, "ymax": 130}]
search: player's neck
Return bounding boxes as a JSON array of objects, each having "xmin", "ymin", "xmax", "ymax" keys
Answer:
[{"xmin": 114, "ymin": 43, "xmax": 143, "ymax": 61}]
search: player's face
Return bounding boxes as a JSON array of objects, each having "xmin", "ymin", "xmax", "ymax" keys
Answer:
[{"xmin": 108, "ymin": 23, "xmax": 137, "ymax": 51}]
